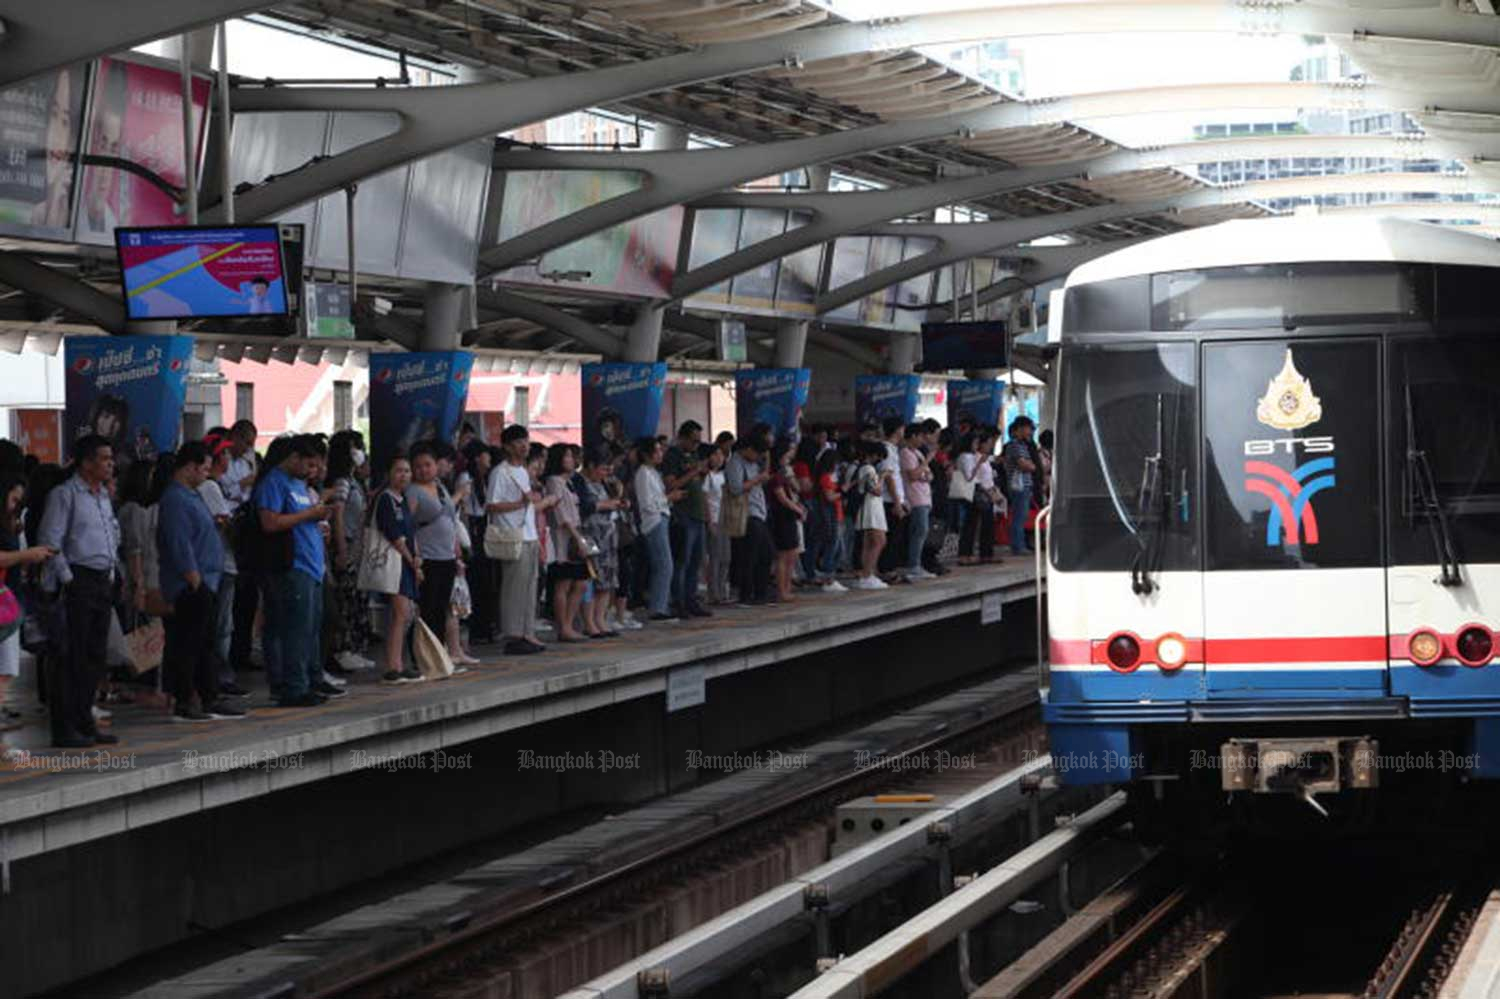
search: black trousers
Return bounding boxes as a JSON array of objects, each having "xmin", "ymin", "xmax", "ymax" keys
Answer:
[
  {"xmin": 164, "ymin": 585, "xmax": 219, "ymax": 709},
  {"xmin": 230, "ymin": 568, "xmax": 262, "ymax": 669},
  {"xmin": 466, "ymin": 516, "xmax": 496, "ymax": 641},
  {"xmin": 52, "ymin": 567, "xmax": 112, "ymax": 740},
  {"xmin": 959, "ymin": 498, "xmax": 995, "ymax": 560},
  {"xmin": 879, "ymin": 503, "xmax": 906, "ymax": 573},
  {"xmin": 736, "ymin": 517, "xmax": 772, "ymax": 603},
  {"xmin": 417, "ymin": 558, "xmax": 458, "ymax": 640}
]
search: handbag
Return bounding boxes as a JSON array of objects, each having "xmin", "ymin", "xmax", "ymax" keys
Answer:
[
  {"xmin": 357, "ymin": 525, "xmax": 402, "ymax": 595},
  {"xmin": 0, "ymin": 584, "xmax": 21, "ymax": 644},
  {"xmin": 721, "ymin": 490, "xmax": 749, "ymax": 539},
  {"xmin": 483, "ymin": 521, "xmax": 524, "ymax": 562},
  {"xmin": 948, "ymin": 461, "xmax": 977, "ymax": 502},
  {"xmin": 124, "ymin": 617, "xmax": 164, "ymax": 675},
  {"xmin": 412, "ymin": 619, "xmax": 455, "ymax": 680},
  {"xmin": 450, "ymin": 573, "xmax": 472, "ymax": 620}
]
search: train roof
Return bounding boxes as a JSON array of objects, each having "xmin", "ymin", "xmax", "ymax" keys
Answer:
[{"xmin": 1065, "ymin": 217, "xmax": 1500, "ymax": 288}]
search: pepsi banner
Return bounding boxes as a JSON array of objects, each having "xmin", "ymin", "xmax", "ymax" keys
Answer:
[
  {"xmin": 582, "ymin": 362, "xmax": 667, "ymax": 450},
  {"xmin": 735, "ymin": 368, "xmax": 810, "ymax": 440},
  {"xmin": 946, "ymin": 379, "xmax": 1004, "ymax": 432},
  {"xmin": 65, "ymin": 335, "xmax": 193, "ymax": 472},
  {"xmin": 369, "ymin": 351, "xmax": 474, "ymax": 479},
  {"xmin": 854, "ymin": 374, "xmax": 920, "ymax": 427}
]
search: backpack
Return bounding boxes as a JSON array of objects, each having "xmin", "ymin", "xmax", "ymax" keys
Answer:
[{"xmin": 234, "ymin": 487, "xmax": 294, "ymax": 573}]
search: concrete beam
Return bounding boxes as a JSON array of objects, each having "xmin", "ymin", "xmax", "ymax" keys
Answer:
[
  {"xmin": 929, "ymin": 241, "xmax": 1145, "ymax": 321},
  {"xmin": 0, "ymin": 0, "xmax": 270, "ymax": 87},
  {"xmin": 0, "ymin": 252, "xmax": 126, "ymax": 332},
  {"xmin": 221, "ymin": 0, "xmax": 1487, "ymax": 225},
  {"xmin": 474, "ymin": 287, "xmax": 626, "ymax": 358}
]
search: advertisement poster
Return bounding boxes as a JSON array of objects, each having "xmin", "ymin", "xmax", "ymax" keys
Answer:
[
  {"xmin": 76, "ymin": 55, "xmax": 211, "ymax": 245},
  {"xmin": 0, "ymin": 65, "xmax": 88, "ymax": 240},
  {"xmin": 64, "ymin": 335, "xmax": 193, "ymax": 472},
  {"xmin": 946, "ymin": 380, "xmax": 1005, "ymax": 432},
  {"xmin": 854, "ymin": 374, "xmax": 921, "ymax": 427},
  {"xmin": 581, "ymin": 362, "xmax": 667, "ymax": 450},
  {"xmin": 307, "ymin": 282, "xmax": 356, "ymax": 339},
  {"xmin": 494, "ymin": 170, "xmax": 682, "ymax": 299},
  {"xmin": 735, "ymin": 368, "xmax": 811, "ymax": 439},
  {"xmin": 11, "ymin": 409, "xmax": 64, "ymax": 464},
  {"xmin": 368, "ymin": 351, "xmax": 474, "ymax": 478},
  {"xmin": 116, "ymin": 225, "xmax": 288, "ymax": 319}
]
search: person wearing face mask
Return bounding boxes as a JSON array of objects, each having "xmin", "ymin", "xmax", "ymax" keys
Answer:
[{"xmin": 325, "ymin": 433, "xmax": 376, "ymax": 674}]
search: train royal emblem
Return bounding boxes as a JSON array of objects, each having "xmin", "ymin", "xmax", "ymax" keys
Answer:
[{"xmin": 1255, "ymin": 349, "xmax": 1322, "ymax": 431}]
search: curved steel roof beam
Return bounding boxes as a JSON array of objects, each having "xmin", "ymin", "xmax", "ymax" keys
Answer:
[{"xmin": 220, "ymin": 1, "xmax": 1500, "ymax": 224}]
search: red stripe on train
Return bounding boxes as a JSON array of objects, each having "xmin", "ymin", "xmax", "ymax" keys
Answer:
[{"xmin": 1051, "ymin": 634, "xmax": 1400, "ymax": 667}]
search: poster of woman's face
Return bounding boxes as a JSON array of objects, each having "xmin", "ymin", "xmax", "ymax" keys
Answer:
[{"xmin": 0, "ymin": 65, "xmax": 85, "ymax": 238}]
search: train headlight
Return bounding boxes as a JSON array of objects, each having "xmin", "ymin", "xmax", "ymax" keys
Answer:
[
  {"xmin": 1408, "ymin": 630, "xmax": 1443, "ymax": 667},
  {"xmin": 1456, "ymin": 625, "xmax": 1494, "ymax": 668},
  {"xmin": 1155, "ymin": 634, "xmax": 1188, "ymax": 672},
  {"xmin": 1106, "ymin": 633, "xmax": 1142, "ymax": 672}
]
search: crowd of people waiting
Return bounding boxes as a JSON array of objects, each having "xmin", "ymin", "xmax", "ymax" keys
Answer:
[{"xmin": 0, "ymin": 411, "xmax": 1050, "ymax": 760}]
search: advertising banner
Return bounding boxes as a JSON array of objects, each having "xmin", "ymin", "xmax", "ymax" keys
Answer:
[
  {"xmin": 11, "ymin": 409, "xmax": 64, "ymax": 464},
  {"xmin": 368, "ymin": 352, "xmax": 474, "ymax": 478},
  {"xmin": 581, "ymin": 362, "xmax": 667, "ymax": 450},
  {"xmin": 946, "ymin": 379, "xmax": 1005, "ymax": 432},
  {"xmin": 77, "ymin": 55, "xmax": 211, "ymax": 245},
  {"xmin": 0, "ymin": 65, "xmax": 88, "ymax": 240},
  {"xmin": 854, "ymin": 374, "xmax": 921, "ymax": 427},
  {"xmin": 735, "ymin": 368, "xmax": 811, "ymax": 440},
  {"xmin": 494, "ymin": 170, "xmax": 682, "ymax": 299},
  {"xmin": 64, "ymin": 335, "xmax": 194, "ymax": 471}
]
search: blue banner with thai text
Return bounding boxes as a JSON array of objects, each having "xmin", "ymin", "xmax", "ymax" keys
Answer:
[
  {"xmin": 582, "ymin": 362, "xmax": 667, "ymax": 450},
  {"xmin": 64, "ymin": 334, "xmax": 193, "ymax": 473},
  {"xmin": 735, "ymin": 368, "xmax": 810, "ymax": 440},
  {"xmin": 369, "ymin": 351, "xmax": 474, "ymax": 478},
  {"xmin": 854, "ymin": 374, "xmax": 920, "ymax": 427},
  {"xmin": 946, "ymin": 379, "xmax": 1004, "ymax": 431}
]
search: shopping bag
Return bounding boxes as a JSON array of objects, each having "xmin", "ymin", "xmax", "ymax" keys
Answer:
[{"xmin": 411, "ymin": 619, "xmax": 455, "ymax": 680}]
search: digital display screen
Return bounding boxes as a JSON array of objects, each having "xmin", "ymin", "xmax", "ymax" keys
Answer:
[
  {"xmin": 919, "ymin": 320, "xmax": 1009, "ymax": 372},
  {"xmin": 116, "ymin": 225, "xmax": 289, "ymax": 320}
]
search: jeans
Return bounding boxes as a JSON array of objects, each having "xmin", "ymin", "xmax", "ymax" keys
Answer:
[
  {"xmin": 905, "ymin": 505, "xmax": 931, "ymax": 573},
  {"xmin": 642, "ymin": 519, "xmax": 674, "ymax": 616},
  {"xmin": 212, "ymin": 573, "xmax": 236, "ymax": 687},
  {"xmin": 670, "ymin": 517, "xmax": 706, "ymax": 612},
  {"xmin": 164, "ymin": 584, "xmax": 219, "ymax": 709},
  {"xmin": 268, "ymin": 570, "xmax": 320, "ymax": 701},
  {"xmin": 1008, "ymin": 487, "xmax": 1032, "ymax": 554},
  {"xmin": 821, "ymin": 522, "xmax": 846, "ymax": 578}
]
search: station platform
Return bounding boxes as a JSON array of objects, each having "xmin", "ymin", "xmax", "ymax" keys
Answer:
[{"xmin": 0, "ymin": 561, "xmax": 1039, "ymax": 996}]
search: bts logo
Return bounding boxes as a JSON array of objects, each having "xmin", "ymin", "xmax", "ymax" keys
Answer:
[
  {"xmin": 1243, "ymin": 436, "xmax": 1334, "ymax": 456},
  {"xmin": 1244, "ymin": 458, "xmax": 1336, "ymax": 546}
]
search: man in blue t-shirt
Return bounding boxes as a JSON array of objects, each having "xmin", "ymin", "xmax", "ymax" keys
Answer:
[{"xmin": 255, "ymin": 435, "xmax": 333, "ymax": 706}]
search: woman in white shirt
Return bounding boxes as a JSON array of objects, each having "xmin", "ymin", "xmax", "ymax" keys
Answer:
[
  {"xmin": 703, "ymin": 448, "xmax": 729, "ymax": 604},
  {"xmin": 852, "ymin": 441, "xmax": 889, "ymax": 590},
  {"xmin": 632, "ymin": 437, "xmax": 679, "ymax": 621},
  {"xmin": 956, "ymin": 432, "xmax": 1004, "ymax": 564}
]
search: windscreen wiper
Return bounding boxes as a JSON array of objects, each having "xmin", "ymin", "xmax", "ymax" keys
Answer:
[
  {"xmin": 1405, "ymin": 382, "xmax": 1462, "ymax": 587},
  {"xmin": 1131, "ymin": 394, "xmax": 1169, "ymax": 595}
]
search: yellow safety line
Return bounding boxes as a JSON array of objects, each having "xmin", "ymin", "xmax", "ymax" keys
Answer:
[{"xmin": 126, "ymin": 241, "xmax": 246, "ymax": 298}]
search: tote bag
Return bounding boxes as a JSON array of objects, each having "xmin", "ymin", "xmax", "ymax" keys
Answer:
[
  {"xmin": 357, "ymin": 525, "xmax": 401, "ymax": 595},
  {"xmin": 412, "ymin": 619, "xmax": 456, "ymax": 680},
  {"xmin": 720, "ymin": 491, "xmax": 749, "ymax": 539}
]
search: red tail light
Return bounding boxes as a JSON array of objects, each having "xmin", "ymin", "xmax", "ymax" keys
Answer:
[
  {"xmin": 1456, "ymin": 625, "xmax": 1495, "ymax": 668},
  {"xmin": 1106, "ymin": 633, "xmax": 1142, "ymax": 673}
]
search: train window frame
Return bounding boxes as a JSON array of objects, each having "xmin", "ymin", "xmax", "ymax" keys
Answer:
[
  {"xmin": 1050, "ymin": 340, "xmax": 1200, "ymax": 574},
  {"xmin": 1386, "ymin": 334, "xmax": 1500, "ymax": 568},
  {"xmin": 1151, "ymin": 262, "xmax": 1423, "ymax": 332}
]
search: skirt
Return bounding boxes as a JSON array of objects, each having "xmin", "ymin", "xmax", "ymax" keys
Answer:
[
  {"xmin": 855, "ymin": 495, "xmax": 887, "ymax": 533},
  {"xmin": 770, "ymin": 505, "xmax": 800, "ymax": 552}
]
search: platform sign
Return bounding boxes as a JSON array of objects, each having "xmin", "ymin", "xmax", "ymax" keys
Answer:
[
  {"xmin": 0, "ymin": 65, "xmax": 88, "ymax": 240},
  {"xmin": 947, "ymin": 379, "xmax": 1005, "ymax": 432},
  {"xmin": 854, "ymin": 374, "xmax": 920, "ymax": 427},
  {"xmin": 10, "ymin": 409, "xmax": 63, "ymax": 465},
  {"xmin": 735, "ymin": 368, "xmax": 810, "ymax": 440},
  {"xmin": 64, "ymin": 335, "xmax": 194, "ymax": 472},
  {"xmin": 718, "ymin": 318, "xmax": 747, "ymax": 363},
  {"xmin": 667, "ymin": 664, "xmax": 706, "ymax": 712},
  {"xmin": 307, "ymin": 282, "xmax": 356, "ymax": 339},
  {"xmin": 981, "ymin": 592, "xmax": 1005, "ymax": 626},
  {"xmin": 581, "ymin": 362, "xmax": 667, "ymax": 450},
  {"xmin": 368, "ymin": 351, "xmax": 474, "ymax": 480}
]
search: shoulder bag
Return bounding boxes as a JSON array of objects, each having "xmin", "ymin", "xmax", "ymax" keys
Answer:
[{"xmin": 357, "ymin": 495, "xmax": 403, "ymax": 595}]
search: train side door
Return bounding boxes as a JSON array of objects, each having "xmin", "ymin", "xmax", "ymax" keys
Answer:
[{"xmin": 1201, "ymin": 338, "xmax": 1387, "ymax": 698}]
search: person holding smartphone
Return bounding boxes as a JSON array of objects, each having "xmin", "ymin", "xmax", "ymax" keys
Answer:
[{"xmin": 0, "ymin": 473, "xmax": 55, "ymax": 764}]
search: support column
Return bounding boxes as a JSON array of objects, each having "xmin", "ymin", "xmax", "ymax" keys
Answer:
[
  {"xmin": 420, "ymin": 282, "xmax": 474, "ymax": 351},
  {"xmin": 888, "ymin": 334, "xmax": 918, "ymax": 375},
  {"xmin": 624, "ymin": 304, "xmax": 666, "ymax": 363},
  {"xmin": 773, "ymin": 319, "xmax": 808, "ymax": 369}
]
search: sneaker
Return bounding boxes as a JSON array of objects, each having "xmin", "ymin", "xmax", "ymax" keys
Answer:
[
  {"xmin": 275, "ymin": 693, "xmax": 325, "ymax": 707},
  {"xmin": 619, "ymin": 615, "xmax": 644, "ymax": 631},
  {"xmin": 218, "ymin": 682, "xmax": 251, "ymax": 698},
  {"xmin": 854, "ymin": 576, "xmax": 889, "ymax": 590},
  {"xmin": 907, "ymin": 568, "xmax": 936, "ymax": 581},
  {"xmin": 92, "ymin": 705, "xmax": 112, "ymax": 721},
  {"xmin": 399, "ymin": 667, "xmax": 424, "ymax": 682},
  {"xmin": 649, "ymin": 613, "xmax": 679, "ymax": 623},
  {"xmin": 206, "ymin": 701, "xmax": 248, "ymax": 719},
  {"xmin": 320, "ymin": 670, "xmax": 349, "ymax": 688},
  {"xmin": 174, "ymin": 707, "xmax": 215, "ymax": 723},
  {"xmin": 313, "ymin": 681, "xmax": 348, "ymax": 698},
  {"xmin": 381, "ymin": 670, "xmax": 406, "ymax": 684},
  {"xmin": 336, "ymin": 651, "xmax": 375, "ymax": 672},
  {"xmin": 687, "ymin": 605, "xmax": 713, "ymax": 618},
  {"xmin": 504, "ymin": 640, "xmax": 542, "ymax": 656},
  {"xmin": 821, "ymin": 580, "xmax": 848, "ymax": 594}
]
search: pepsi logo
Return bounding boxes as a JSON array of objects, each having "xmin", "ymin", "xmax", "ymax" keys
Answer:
[
  {"xmin": 168, "ymin": 359, "xmax": 183, "ymax": 372},
  {"xmin": 72, "ymin": 357, "xmax": 93, "ymax": 373},
  {"xmin": 589, "ymin": 373, "xmax": 604, "ymax": 387},
  {"xmin": 375, "ymin": 368, "xmax": 394, "ymax": 383}
]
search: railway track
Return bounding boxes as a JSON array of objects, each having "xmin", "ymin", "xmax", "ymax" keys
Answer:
[{"xmin": 308, "ymin": 677, "xmax": 1049, "ymax": 999}]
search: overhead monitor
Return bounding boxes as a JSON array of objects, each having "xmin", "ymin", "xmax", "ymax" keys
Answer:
[
  {"xmin": 115, "ymin": 225, "xmax": 290, "ymax": 320},
  {"xmin": 918, "ymin": 320, "xmax": 1009, "ymax": 373}
]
